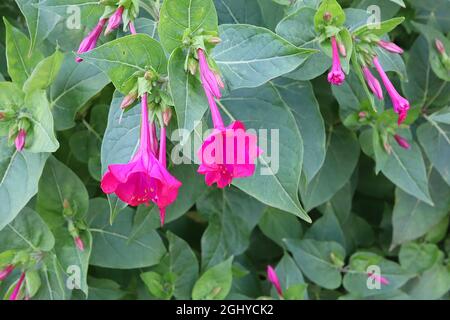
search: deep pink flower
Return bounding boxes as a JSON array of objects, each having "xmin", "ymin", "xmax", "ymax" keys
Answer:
[
  {"xmin": 394, "ymin": 134, "xmax": 411, "ymax": 150},
  {"xmin": 327, "ymin": 36, "xmax": 345, "ymax": 86},
  {"xmin": 197, "ymin": 120, "xmax": 262, "ymax": 188},
  {"xmin": 76, "ymin": 19, "xmax": 107, "ymax": 63},
  {"xmin": 378, "ymin": 40, "xmax": 404, "ymax": 54},
  {"xmin": 198, "ymin": 49, "xmax": 222, "ymax": 99},
  {"xmin": 9, "ymin": 272, "xmax": 25, "ymax": 300},
  {"xmin": 267, "ymin": 266, "xmax": 283, "ymax": 297},
  {"xmin": 362, "ymin": 66, "xmax": 383, "ymax": 100},
  {"xmin": 74, "ymin": 236, "xmax": 85, "ymax": 252},
  {"xmin": 367, "ymin": 272, "xmax": 390, "ymax": 285},
  {"xmin": 105, "ymin": 6, "xmax": 124, "ymax": 35},
  {"xmin": 15, "ymin": 129, "xmax": 26, "ymax": 152},
  {"xmin": 101, "ymin": 94, "xmax": 181, "ymax": 224},
  {"xmin": 373, "ymin": 57, "xmax": 410, "ymax": 125},
  {"xmin": 0, "ymin": 265, "xmax": 14, "ymax": 281}
]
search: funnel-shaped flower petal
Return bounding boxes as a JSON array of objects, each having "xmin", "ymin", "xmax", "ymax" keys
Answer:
[
  {"xmin": 198, "ymin": 49, "xmax": 222, "ymax": 99},
  {"xmin": 15, "ymin": 129, "xmax": 26, "ymax": 152},
  {"xmin": 9, "ymin": 272, "xmax": 25, "ymax": 300},
  {"xmin": 105, "ymin": 6, "xmax": 124, "ymax": 35},
  {"xmin": 362, "ymin": 66, "xmax": 383, "ymax": 100},
  {"xmin": 0, "ymin": 265, "xmax": 14, "ymax": 281},
  {"xmin": 267, "ymin": 266, "xmax": 283, "ymax": 297},
  {"xmin": 378, "ymin": 40, "xmax": 404, "ymax": 54},
  {"xmin": 327, "ymin": 37, "xmax": 345, "ymax": 86},
  {"xmin": 76, "ymin": 19, "xmax": 107, "ymax": 62},
  {"xmin": 373, "ymin": 57, "xmax": 410, "ymax": 125},
  {"xmin": 198, "ymin": 121, "xmax": 262, "ymax": 188}
]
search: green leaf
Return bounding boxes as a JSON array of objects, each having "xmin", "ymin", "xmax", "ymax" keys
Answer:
[
  {"xmin": 24, "ymin": 90, "xmax": 59, "ymax": 153},
  {"xmin": 212, "ymin": 24, "xmax": 316, "ymax": 90},
  {"xmin": 168, "ymin": 47, "xmax": 209, "ymax": 138},
  {"xmin": 0, "ymin": 207, "xmax": 54, "ymax": 252},
  {"xmin": 85, "ymin": 277, "xmax": 126, "ymax": 300},
  {"xmin": 392, "ymin": 170, "xmax": 450, "ymax": 246},
  {"xmin": 167, "ymin": 232, "xmax": 199, "ymax": 300},
  {"xmin": 198, "ymin": 187, "xmax": 265, "ymax": 269},
  {"xmin": 300, "ymin": 125, "xmax": 360, "ymax": 211},
  {"xmin": 272, "ymin": 78, "xmax": 326, "ymax": 182},
  {"xmin": 23, "ymin": 49, "xmax": 64, "ymax": 93},
  {"xmin": 284, "ymin": 238, "xmax": 345, "ymax": 289},
  {"xmin": 36, "ymin": 156, "xmax": 89, "ymax": 228},
  {"xmin": 80, "ymin": 35, "xmax": 167, "ymax": 94},
  {"xmin": 49, "ymin": 53, "xmax": 110, "ymax": 131},
  {"xmin": 15, "ymin": 0, "xmax": 60, "ymax": 52},
  {"xmin": 140, "ymin": 271, "xmax": 174, "ymax": 300},
  {"xmin": 314, "ymin": 0, "xmax": 345, "ymax": 32},
  {"xmin": 404, "ymin": 262, "xmax": 450, "ymax": 300},
  {"xmin": 353, "ymin": 17, "xmax": 405, "ymax": 37},
  {"xmin": 4, "ymin": 18, "xmax": 44, "ymax": 87},
  {"xmin": 214, "ymin": 0, "xmax": 263, "ymax": 25},
  {"xmin": 87, "ymin": 198, "xmax": 166, "ymax": 269},
  {"xmin": 284, "ymin": 283, "xmax": 308, "ymax": 300},
  {"xmin": 273, "ymin": 253, "xmax": 307, "ymax": 299},
  {"xmin": 220, "ymin": 84, "xmax": 310, "ymax": 222},
  {"xmin": 343, "ymin": 252, "xmax": 413, "ymax": 297},
  {"xmin": 33, "ymin": 253, "xmax": 71, "ymax": 300},
  {"xmin": 258, "ymin": 207, "xmax": 303, "ymax": 249},
  {"xmin": 158, "ymin": 0, "xmax": 218, "ymax": 53},
  {"xmin": 0, "ymin": 139, "xmax": 49, "ymax": 230},
  {"xmin": 418, "ymin": 115, "xmax": 450, "ymax": 187},
  {"xmin": 192, "ymin": 257, "xmax": 233, "ymax": 300},
  {"xmin": 399, "ymin": 242, "xmax": 442, "ymax": 274}
]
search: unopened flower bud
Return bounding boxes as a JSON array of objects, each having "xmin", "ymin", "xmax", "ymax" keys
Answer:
[
  {"xmin": 188, "ymin": 58, "xmax": 198, "ymax": 75},
  {"xmin": 162, "ymin": 108, "xmax": 172, "ymax": 126},
  {"xmin": 394, "ymin": 134, "xmax": 411, "ymax": 150},
  {"xmin": 358, "ymin": 111, "xmax": 367, "ymax": 119},
  {"xmin": 74, "ymin": 236, "xmax": 85, "ymax": 252},
  {"xmin": 105, "ymin": 6, "xmax": 124, "ymax": 35},
  {"xmin": 435, "ymin": 39, "xmax": 446, "ymax": 55},
  {"xmin": 144, "ymin": 70, "xmax": 156, "ymax": 81},
  {"xmin": 0, "ymin": 265, "xmax": 14, "ymax": 281},
  {"xmin": 384, "ymin": 141, "xmax": 392, "ymax": 154},
  {"xmin": 338, "ymin": 42, "xmax": 347, "ymax": 57},
  {"xmin": 15, "ymin": 129, "xmax": 26, "ymax": 152},
  {"xmin": 208, "ymin": 37, "xmax": 221, "ymax": 44},
  {"xmin": 121, "ymin": 91, "xmax": 138, "ymax": 109},
  {"xmin": 323, "ymin": 12, "xmax": 332, "ymax": 22},
  {"xmin": 214, "ymin": 72, "xmax": 225, "ymax": 89}
]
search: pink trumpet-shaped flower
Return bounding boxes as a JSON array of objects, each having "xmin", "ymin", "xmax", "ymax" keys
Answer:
[
  {"xmin": 327, "ymin": 36, "xmax": 346, "ymax": 86},
  {"xmin": 9, "ymin": 272, "xmax": 25, "ymax": 300},
  {"xmin": 198, "ymin": 120, "xmax": 262, "ymax": 188},
  {"xmin": 373, "ymin": 57, "xmax": 410, "ymax": 125},
  {"xmin": 267, "ymin": 266, "xmax": 283, "ymax": 297},
  {"xmin": 362, "ymin": 66, "xmax": 383, "ymax": 100},
  {"xmin": 100, "ymin": 94, "xmax": 181, "ymax": 218},
  {"xmin": 105, "ymin": 6, "xmax": 124, "ymax": 35},
  {"xmin": 15, "ymin": 129, "xmax": 26, "ymax": 152},
  {"xmin": 0, "ymin": 265, "xmax": 14, "ymax": 281},
  {"xmin": 76, "ymin": 19, "xmax": 107, "ymax": 63},
  {"xmin": 367, "ymin": 272, "xmax": 390, "ymax": 285},
  {"xmin": 378, "ymin": 40, "xmax": 404, "ymax": 54},
  {"xmin": 198, "ymin": 49, "xmax": 222, "ymax": 99},
  {"xmin": 394, "ymin": 134, "xmax": 411, "ymax": 150},
  {"xmin": 74, "ymin": 236, "xmax": 85, "ymax": 252}
]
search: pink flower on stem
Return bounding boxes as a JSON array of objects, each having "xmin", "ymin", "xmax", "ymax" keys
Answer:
[
  {"xmin": 373, "ymin": 57, "xmax": 410, "ymax": 125},
  {"xmin": 362, "ymin": 66, "xmax": 383, "ymax": 100},
  {"xmin": 367, "ymin": 272, "xmax": 389, "ymax": 285},
  {"xmin": 0, "ymin": 265, "xmax": 14, "ymax": 281},
  {"xmin": 198, "ymin": 49, "xmax": 222, "ymax": 99},
  {"xmin": 76, "ymin": 19, "xmax": 107, "ymax": 63},
  {"xmin": 74, "ymin": 236, "xmax": 85, "ymax": 252},
  {"xmin": 378, "ymin": 40, "xmax": 404, "ymax": 54},
  {"xmin": 100, "ymin": 93, "xmax": 181, "ymax": 224},
  {"xmin": 9, "ymin": 272, "xmax": 25, "ymax": 300},
  {"xmin": 15, "ymin": 129, "xmax": 26, "ymax": 152},
  {"xmin": 105, "ymin": 6, "xmax": 124, "ymax": 35},
  {"xmin": 327, "ymin": 36, "xmax": 346, "ymax": 86},
  {"xmin": 394, "ymin": 134, "xmax": 411, "ymax": 150},
  {"xmin": 267, "ymin": 266, "xmax": 283, "ymax": 297}
]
